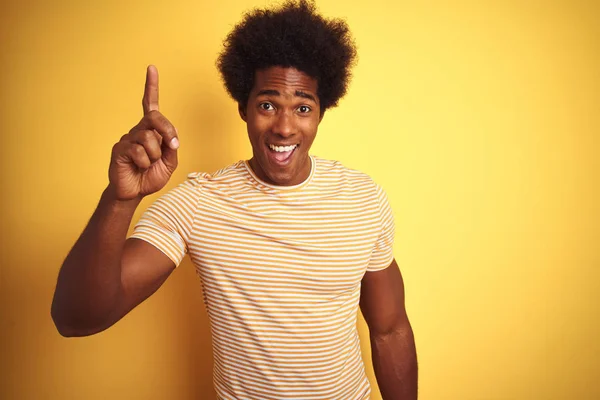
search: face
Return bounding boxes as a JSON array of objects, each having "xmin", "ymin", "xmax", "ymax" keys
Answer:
[{"xmin": 239, "ymin": 66, "xmax": 323, "ymax": 186}]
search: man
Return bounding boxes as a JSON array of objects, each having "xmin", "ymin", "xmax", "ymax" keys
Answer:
[{"xmin": 51, "ymin": 1, "xmax": 418, "ymax": 399}]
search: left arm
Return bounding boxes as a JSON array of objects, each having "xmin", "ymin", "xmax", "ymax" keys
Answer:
[{"xmin": 360, "ymin": 258, "xmax": 418, "ymax": 400}]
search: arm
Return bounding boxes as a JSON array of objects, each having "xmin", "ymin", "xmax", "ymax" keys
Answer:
[
  {"xmin": 50, "ymin": 187, "xmax": 176, "ymax": 337},
  {"xmin": 360, "ymin": 259, "xmax": 418, "ymax": 400},
  {"xmin": 51, "ymin": 65, "xmax": 180, "ymax": 337}
]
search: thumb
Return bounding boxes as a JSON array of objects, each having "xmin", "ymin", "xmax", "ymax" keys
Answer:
[{"xmin": 161, "ymin": 136, "xmax": 179, "ymax": 171}]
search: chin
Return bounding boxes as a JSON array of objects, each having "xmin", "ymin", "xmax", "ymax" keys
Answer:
[{"xmin": 252, "ymin": 148, "xmax": 309, "ymax": 186}]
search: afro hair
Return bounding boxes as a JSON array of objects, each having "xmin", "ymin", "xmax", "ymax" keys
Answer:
[{"xmin": 216, "ymin": 0, "xmax": 357, "ymax": 112}]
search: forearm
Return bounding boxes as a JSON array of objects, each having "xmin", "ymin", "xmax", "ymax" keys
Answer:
[
  {"xmin": 51, "ymin": 185, "xmax": 142, "ymax": 336},
  {"xmin": 371, "ymin": 324, "xmax": 418, "ymax": 400}
]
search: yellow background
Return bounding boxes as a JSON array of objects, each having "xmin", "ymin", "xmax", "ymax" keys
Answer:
[{"xmin": 1, "ymin": 0, "xmax": 598, "ymax": 399}]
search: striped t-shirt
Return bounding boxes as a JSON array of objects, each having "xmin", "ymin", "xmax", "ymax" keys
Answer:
[{"xmin": 131, "ymin": 155, "xmax": 395, "ymax": 400}]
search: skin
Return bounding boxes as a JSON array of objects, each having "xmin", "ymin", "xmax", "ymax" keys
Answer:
[
  {"xmin": 361, "ymin": 259, "xmax": 419, "ymax": 399},
  {"xmin": 239, "ymin": 66, "xmax": 323, "ymax": 186},
  {"xmin": 51, "ymin": 66, "xmax": 178, "ymax": 336},
  {"xmin": 51, "ymin": 65, "xmax": 417, "ymax": 399}
]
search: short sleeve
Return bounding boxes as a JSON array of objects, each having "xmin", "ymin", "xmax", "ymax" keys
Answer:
[
  {"xmin": 129, "ymin": 177, "xmax": 201, "ymax": 266},
  {"xmin": 367, "ymin": 184, "xmax": 396, "ymax": 272}
]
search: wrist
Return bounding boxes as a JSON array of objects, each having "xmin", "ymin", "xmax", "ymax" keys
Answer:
[{"xmin": 102, "ymin": 184, "xmax": 144, "ymax": 209}]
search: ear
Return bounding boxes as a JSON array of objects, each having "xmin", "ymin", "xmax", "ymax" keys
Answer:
[
  {"xmin": 238, "ymin": 103, "xmax": 247, "ymax": 122},
  {"xmin": 319, "ymin": 108, "xmax": 326, "ymax": 123}
]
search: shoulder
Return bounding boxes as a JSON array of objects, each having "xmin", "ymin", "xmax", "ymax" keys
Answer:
[
  {"xmin": 154, "ymin": 160, "xmax": 248, "ymax": 211},
  {"xmin": 183, "ymin": 160, "xmax": 248, "ymax": 187},
  {"xmin": 312, "ymin": 156, "xmax": 379, "ymax": 192}
]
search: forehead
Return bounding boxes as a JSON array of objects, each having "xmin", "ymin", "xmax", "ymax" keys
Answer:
[{"xmin": 251, "ymin": 66, "xmax": 318, "ymax": 97}]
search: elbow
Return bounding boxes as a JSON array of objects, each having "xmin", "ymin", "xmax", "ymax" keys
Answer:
[
  {"xmin": 51, "ymin": 311, "xmax": 77, "ymax": 337},
  {"xmin": 50, "ymin": 302, "xmax": 108, "ymax": 338},
  {"xmin": 51, "ymin": 314, "xmax": 106, "ymax": 338},
  {"xmin": 370, "ymin": 319, "xmax": 414, "ymax": 342},
  {"xmin": 53, "ymin": 321, "xmax": 82, "ymax": 338},
  {"xmin": 50, "ymin": 305, "xmax": 83, "ymax": 337}
]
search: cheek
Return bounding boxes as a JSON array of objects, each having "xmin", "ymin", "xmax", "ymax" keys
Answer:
[
  {"xmin": 246, "ymin": 121, "xmax": 262, "ymax": 139},
  {"xmin": 301, "ymin": 120, "xmax": 319, "ymax": 142},
  {"xmin": 247, "ymin": 123, "xmax": 270, "ymax": 152},
  {"xmin": 247, "ymin": 116, "xmax": 270, "ymax": 136}
]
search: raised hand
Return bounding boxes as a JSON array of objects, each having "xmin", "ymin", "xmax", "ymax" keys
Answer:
[{"xmin": 108, "ymin": 65, "xmax": 179, "ymax": 200}]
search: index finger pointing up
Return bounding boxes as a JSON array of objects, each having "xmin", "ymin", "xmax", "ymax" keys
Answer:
[{"xmin": 142, "ymin": 65, "xmax": 159, "ymax": 114}]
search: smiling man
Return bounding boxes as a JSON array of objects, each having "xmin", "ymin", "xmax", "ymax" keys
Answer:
[
  {"xmin": 242, "ymin": 67, "xmax": 320, "ymax": 186},
  {"xmin": 51, "ymin": 1, "xmax": 417, "ymax": 399}
]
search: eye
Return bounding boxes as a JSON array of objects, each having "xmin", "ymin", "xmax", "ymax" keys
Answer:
[
  {"xmin": 259, "ymin": 102, "xmax": 275, "ymax": 111},
  {"xmin": 298, "ymin": 105, "xmax": 311, "ymax": 113}
]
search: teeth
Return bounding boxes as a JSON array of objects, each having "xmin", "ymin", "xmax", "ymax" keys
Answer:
[{"xmin": 269, "ymin": 144, "xmax": 297, "ymax": 152}]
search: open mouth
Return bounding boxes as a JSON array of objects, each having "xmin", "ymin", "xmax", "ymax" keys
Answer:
[{"xmin": 267, "ymin": 143, "xmax": 298, "ymax": 165}]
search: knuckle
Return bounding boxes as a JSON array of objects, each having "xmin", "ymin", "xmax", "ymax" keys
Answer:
[
  {"xmin": 149, "ymin": 151, "xmax": 162, "ymax": 162},
  {"xmin": 153, "ymin": 131, "xmax": 164, "ymax": 145},
  {"xmin": 147, "ymin": 143, "xmax": 161, "ymax": 157},
  {"xmin": 111, "ymin": 144, "xmax": 120, "ymax": 157},
  {"xmin": 112, "ymin": 140, "xmax": 128, "ymax": 155},
  {"xmin": 140, "ymin": 129, "xmax": 155, "ymax": 142},
  {"xmin": 147, "ymin": 110, "xmax": 161, "ymax": 120},
  {"xmin": 129, "ymin": 144, "xmax": 145, "ymax": 157},
  {"xmin": 130, "ymin": 129, "xmax": 152, "ymax": 146}
]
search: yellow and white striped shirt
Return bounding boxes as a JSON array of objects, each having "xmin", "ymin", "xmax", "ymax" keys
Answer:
[{"xmin": 131, "ymin": 155, "xmax": 395, "ymax": 400}]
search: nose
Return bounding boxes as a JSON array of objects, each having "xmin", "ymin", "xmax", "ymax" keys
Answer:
[{"xmin": 273, "ymin": 110, "xmax": 295, "ymax": 137}]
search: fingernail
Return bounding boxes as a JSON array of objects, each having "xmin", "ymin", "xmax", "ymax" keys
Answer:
[{"xmin": 170, "ymin": 137, "xmax": 180, "ymax": 149}]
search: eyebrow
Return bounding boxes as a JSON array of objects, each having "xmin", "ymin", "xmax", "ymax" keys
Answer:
[{"xmin": 256, "ymin": 89, "xmax": 317, "ymax": 103}]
